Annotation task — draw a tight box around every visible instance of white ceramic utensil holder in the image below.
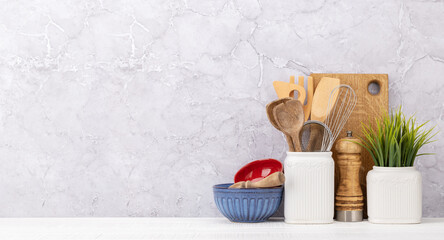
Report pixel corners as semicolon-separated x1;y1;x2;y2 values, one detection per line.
367;166;422;224
284;152;334;224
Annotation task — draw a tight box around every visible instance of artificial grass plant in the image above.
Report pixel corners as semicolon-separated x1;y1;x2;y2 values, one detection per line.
356;107;437;167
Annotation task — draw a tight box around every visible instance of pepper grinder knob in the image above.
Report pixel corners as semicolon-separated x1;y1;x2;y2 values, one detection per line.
335;131;364;222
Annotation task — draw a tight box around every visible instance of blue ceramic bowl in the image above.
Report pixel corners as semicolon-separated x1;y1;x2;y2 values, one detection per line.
213;183;283;223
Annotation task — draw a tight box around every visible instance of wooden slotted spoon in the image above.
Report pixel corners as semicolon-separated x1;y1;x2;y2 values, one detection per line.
273;100;305;152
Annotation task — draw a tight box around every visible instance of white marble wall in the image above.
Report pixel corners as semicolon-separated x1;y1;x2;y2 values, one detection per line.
0;0;443;217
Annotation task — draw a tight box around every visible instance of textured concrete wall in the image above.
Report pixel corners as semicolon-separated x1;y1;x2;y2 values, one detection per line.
0;0;443;217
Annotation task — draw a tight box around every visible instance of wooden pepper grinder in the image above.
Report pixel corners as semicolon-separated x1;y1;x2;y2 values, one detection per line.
335;131;364;222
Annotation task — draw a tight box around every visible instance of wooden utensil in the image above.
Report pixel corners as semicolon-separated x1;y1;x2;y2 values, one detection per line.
296;76;314;122
302;77;314;121
229;172;285;189
311;77;340;122
298;76;304;87
310;73;389;218
273;100;304;152
293;76;313;122
266;98;295;152
335;131;363;222
272;81;306;103
306;77;340;151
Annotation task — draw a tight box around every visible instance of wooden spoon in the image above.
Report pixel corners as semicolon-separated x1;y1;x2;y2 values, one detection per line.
273;100;304;152
266;97;295;151
229;172;285;189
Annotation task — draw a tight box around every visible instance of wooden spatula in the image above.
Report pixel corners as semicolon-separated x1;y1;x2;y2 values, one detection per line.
229;172;285;189
273;100;304;152
311;77;340;122
308;77;340;151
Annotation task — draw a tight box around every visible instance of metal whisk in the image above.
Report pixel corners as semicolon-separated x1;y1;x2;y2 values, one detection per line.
321;84;357;151
299;120;333;152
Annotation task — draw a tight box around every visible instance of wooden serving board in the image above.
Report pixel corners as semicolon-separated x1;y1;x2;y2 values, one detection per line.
310;73;389;217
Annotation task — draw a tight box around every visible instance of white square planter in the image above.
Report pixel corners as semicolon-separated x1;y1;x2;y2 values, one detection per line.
366;166;422;224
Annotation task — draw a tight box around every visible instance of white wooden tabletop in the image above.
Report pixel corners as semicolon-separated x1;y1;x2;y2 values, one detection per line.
0;217;443;240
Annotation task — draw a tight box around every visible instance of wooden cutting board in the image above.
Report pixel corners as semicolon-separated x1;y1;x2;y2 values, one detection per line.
310;73;389;218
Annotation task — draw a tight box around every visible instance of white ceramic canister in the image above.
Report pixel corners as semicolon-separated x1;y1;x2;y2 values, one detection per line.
284;152;334;224
367;166;422;224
